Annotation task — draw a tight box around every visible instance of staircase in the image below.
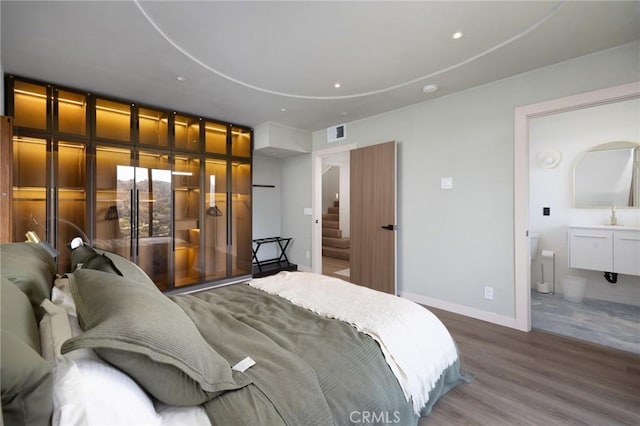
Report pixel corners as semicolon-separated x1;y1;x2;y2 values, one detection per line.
322;201;350;260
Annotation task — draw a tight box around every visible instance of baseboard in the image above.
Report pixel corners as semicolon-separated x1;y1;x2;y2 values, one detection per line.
400;291;520;330
297;264;313;273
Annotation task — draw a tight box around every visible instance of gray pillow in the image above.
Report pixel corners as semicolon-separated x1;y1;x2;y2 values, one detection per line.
1;276;53;426
0;242;56;321
60;269;250;406
71;245;122;275
1;277;40;352
1;332;53;426
100;251;155;288
71;245;155;288
70;244;98;270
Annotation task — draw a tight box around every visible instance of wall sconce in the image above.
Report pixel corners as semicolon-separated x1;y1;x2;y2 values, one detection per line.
537;150;562;168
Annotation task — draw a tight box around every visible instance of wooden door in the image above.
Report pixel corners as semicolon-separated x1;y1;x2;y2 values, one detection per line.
350;141;396;294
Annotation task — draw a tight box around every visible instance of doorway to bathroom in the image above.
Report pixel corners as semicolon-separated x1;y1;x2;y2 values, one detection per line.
515;82;640;354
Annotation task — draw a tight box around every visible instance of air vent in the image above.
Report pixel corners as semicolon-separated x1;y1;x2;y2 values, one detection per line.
327;124;346;143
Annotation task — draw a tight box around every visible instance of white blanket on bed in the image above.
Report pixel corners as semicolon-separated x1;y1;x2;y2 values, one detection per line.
249;271;458;414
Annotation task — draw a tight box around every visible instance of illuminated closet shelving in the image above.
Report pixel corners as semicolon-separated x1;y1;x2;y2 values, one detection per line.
5;75;253;292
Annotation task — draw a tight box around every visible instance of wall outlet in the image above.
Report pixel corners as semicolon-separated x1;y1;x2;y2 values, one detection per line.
484;286;494;300
305;251;310;260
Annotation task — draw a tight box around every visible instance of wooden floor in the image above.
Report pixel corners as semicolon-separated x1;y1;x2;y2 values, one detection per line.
422;307;640;426
322;256;350;280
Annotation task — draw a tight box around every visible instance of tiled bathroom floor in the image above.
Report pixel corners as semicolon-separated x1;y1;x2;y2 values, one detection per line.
531;291;640;354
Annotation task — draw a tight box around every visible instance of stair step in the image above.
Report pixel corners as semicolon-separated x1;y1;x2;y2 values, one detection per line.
323;228;342;238
328;206;339;214
333;200;340;207
323;213;339;221
322;237;350;249
323;220;339;229
322;246;350;261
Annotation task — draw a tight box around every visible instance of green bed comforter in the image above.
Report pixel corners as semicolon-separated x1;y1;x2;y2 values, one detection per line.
170;284;462;425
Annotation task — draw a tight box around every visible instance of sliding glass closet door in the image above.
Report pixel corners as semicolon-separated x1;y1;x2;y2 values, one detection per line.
230;160;252;277
174;155;201;287
202;160;252;281
12;136;49;244
230;126;252;277
136;151;172;290
94;146;172;289
55;141;87;272
203;158;228;281
95;145;133;257
12;136;88;273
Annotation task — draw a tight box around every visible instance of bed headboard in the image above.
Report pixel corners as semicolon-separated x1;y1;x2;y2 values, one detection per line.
1;243;57;426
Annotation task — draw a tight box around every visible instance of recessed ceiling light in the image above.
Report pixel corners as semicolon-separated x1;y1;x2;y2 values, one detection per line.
176;76;186;81
280;108;287;112
339;111;349;116
452;31;463;40
422;84;438;94
334;83;341;89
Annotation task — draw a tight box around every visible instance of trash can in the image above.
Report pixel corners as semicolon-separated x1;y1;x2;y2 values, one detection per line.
562;276;587;303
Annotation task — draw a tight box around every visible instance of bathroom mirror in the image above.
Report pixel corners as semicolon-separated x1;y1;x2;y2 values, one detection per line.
573;141;640;208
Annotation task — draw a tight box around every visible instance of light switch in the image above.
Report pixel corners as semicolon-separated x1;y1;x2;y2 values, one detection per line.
303;207;312;215
440;177;453;190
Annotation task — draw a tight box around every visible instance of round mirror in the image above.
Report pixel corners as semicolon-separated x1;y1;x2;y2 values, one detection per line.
573;141;640;208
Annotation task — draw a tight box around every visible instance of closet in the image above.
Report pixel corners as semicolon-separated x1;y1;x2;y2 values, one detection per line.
5;75;253;292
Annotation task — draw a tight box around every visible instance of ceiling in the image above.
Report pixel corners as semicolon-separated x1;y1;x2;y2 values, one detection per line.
1;1;639;133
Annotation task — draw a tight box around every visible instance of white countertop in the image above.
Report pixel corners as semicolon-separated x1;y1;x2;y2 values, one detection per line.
569;224;640;231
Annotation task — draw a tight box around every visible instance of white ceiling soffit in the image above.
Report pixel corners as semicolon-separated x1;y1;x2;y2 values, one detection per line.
1;1;639;132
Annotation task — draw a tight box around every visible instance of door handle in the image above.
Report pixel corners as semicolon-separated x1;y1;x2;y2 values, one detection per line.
381;224;396;230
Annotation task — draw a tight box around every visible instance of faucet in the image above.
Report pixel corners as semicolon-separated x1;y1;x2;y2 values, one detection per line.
610;205;617;226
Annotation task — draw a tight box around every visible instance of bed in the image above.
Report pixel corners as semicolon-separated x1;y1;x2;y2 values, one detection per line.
1;241;469;426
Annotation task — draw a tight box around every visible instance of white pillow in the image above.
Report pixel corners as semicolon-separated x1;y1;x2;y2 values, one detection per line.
52;277;77;317
52;357;89;426
155;402;211;426
53;353;164;426
51;351;162;426
53;354;210;426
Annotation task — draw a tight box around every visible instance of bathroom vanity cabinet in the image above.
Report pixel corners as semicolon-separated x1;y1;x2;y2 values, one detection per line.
568;225;640;276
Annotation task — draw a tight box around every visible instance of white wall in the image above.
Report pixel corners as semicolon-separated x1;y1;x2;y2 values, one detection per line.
530;98;640;306
252;155;283;262
322;166;339;214
253;121;311;155
276;41;639;321
281;154;313;269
